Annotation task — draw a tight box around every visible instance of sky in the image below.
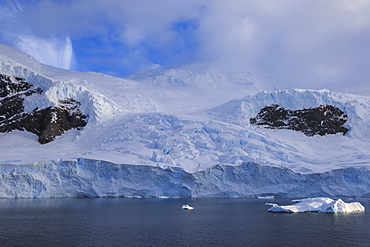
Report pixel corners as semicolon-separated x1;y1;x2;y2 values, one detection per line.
1;0;370;89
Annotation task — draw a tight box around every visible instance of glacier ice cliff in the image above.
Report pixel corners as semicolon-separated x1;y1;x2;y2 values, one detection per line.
0;158;369;199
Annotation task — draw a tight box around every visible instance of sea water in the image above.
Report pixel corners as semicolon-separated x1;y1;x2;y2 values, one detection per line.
0;198;369;246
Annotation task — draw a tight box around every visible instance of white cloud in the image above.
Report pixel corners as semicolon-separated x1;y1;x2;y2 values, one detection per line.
1;0;370;89
14;35;73;70
193;0;370;89
0;0;74;69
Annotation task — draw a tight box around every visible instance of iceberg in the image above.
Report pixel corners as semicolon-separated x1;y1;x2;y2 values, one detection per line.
268;197;365;213
181;205;194;210
258;196;274;200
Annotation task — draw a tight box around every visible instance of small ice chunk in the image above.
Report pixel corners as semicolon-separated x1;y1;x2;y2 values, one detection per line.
258;196;275;200
181;204;194;210
265;202;278;207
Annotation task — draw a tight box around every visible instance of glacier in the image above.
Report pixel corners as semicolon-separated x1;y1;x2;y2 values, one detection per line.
0;43;370;198
0;158;370;199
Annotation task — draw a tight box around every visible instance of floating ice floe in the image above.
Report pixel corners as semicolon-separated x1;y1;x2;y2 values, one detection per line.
265;202;278;207
268;197;365;213
181;204;194;210
258;196;275;200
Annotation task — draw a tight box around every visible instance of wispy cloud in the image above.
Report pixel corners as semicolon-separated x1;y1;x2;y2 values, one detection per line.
0;0;73;69
14;35;73;69
0;0;370;90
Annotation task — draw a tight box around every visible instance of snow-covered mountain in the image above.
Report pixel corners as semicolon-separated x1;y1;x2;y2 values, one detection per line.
0;43;370;198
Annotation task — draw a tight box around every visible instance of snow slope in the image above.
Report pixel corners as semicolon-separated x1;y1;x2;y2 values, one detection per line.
0;43;370;198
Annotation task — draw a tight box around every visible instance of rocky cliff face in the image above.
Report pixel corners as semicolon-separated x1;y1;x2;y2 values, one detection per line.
0;74;87;143
250;104;348;136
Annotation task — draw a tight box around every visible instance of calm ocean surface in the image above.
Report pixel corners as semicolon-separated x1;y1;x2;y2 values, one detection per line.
0;198;369;247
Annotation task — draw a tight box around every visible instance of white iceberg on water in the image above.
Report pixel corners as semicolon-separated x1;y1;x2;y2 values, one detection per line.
258;196;275;200
265;202;278;207
181;205;194;210
268;197;365;213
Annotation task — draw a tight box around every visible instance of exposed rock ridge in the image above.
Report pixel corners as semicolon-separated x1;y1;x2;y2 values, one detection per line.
0;74;87;143
250;104;348;136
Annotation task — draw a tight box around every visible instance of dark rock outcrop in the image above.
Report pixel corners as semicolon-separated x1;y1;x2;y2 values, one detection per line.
250;104;348;136
0;74;87;144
